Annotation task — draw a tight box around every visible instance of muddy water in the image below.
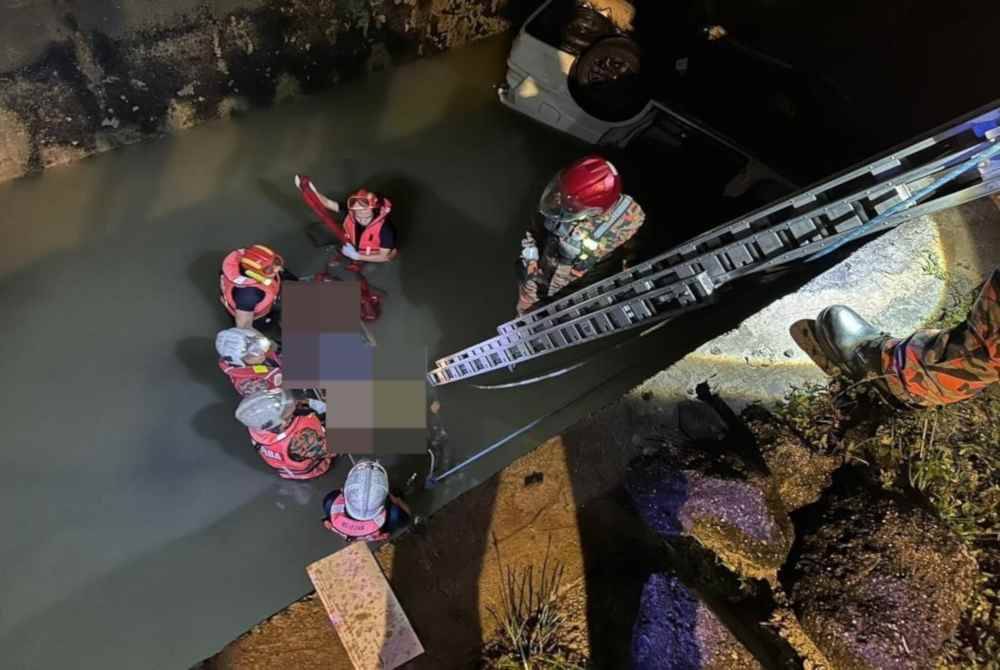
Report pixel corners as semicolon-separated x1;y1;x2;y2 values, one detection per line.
0;34;791;669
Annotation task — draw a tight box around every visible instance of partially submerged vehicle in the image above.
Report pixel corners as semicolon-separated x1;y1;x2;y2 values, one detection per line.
497;0;844;183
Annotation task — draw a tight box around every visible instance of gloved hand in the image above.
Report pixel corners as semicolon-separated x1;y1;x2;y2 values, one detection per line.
520;232;539;263
307;398;327;415
572;254;596;274
705;24;727;41
295;174;340;212
341;243;362;261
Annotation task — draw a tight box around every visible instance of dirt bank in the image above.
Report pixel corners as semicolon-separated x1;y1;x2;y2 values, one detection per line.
202;394;802;669
201;410;661;668
203;376;999;669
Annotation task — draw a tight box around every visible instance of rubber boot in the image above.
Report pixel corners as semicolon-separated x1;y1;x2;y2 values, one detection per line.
814;305;888;382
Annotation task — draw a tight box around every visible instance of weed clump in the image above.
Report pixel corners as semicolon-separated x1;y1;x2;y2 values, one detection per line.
850;391;1000;668
750;376;1000;667
482;537;586;670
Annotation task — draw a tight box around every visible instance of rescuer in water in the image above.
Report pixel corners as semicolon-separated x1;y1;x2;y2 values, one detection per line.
219;244;298;331
235;388;333;480
294;176;398;267
517;155;646;315
322;460;412;543
215;327;283;396
808;268;1000;408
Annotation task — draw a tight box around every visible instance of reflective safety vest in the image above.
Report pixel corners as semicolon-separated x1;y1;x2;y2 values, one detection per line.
547;195;637;264
219;249;281;318
325;492;389;542
248;412;332;480
343;197;393;255
218;350;283;396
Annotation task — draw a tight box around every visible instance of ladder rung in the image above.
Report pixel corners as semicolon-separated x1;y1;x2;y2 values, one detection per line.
834;216;864;233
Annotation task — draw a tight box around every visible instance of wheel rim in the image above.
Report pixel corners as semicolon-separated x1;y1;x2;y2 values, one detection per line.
586;56;636;83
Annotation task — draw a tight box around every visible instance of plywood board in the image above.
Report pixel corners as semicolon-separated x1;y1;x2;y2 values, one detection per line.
307;543;423;670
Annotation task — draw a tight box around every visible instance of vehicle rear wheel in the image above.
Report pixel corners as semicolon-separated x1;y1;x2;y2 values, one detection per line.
570;36;648;123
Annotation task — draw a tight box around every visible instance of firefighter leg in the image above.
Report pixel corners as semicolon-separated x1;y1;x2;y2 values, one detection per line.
546;262;583;297
517;277;542;315
516;259;547;315
254;310;282;347
881;268;1000;406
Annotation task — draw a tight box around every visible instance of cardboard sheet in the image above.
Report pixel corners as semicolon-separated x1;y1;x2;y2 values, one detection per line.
307;543;423;670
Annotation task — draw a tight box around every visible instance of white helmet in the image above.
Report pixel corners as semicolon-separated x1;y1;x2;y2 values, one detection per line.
216;328;272;365
235;389;296;431
344;460;390;521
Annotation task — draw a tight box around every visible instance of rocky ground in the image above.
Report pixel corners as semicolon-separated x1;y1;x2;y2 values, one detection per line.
201;354;999;670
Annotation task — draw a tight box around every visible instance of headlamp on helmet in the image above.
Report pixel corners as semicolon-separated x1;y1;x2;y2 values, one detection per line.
344;460;390;521
538;156;622;225
216;328;272;365
239;244;283;284
235;389;296;431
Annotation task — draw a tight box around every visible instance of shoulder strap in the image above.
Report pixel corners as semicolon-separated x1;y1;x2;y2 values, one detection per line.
591;195;635;241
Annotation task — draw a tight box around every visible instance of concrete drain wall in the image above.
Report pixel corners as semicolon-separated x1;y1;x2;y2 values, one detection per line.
0;0;520;183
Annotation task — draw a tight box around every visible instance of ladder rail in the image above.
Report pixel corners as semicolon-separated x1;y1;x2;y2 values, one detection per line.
497;104;1000;336
429;102;1000;386
428;283;716;385
429;174;1000;386
731;175;1000;280
489;139;993;345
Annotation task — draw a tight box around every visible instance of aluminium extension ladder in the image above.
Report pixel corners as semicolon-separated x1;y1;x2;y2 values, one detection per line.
428;103;1000;386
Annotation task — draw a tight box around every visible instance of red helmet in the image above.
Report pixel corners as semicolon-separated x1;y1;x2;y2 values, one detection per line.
239;244;283;279
347;189;378;211
539;156;622;223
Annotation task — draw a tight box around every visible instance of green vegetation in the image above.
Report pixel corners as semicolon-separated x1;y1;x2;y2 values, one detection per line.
482;537;585;670
922;249;950;281
852;393;1000;668
761;375;1000;667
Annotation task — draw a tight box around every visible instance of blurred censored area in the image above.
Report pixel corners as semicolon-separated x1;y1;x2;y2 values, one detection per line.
281;282;425;454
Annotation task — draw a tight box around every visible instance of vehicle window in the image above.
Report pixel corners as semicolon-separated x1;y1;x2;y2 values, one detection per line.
524;0;577;49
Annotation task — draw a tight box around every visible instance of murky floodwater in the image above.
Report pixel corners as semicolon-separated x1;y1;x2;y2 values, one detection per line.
0;34;796;669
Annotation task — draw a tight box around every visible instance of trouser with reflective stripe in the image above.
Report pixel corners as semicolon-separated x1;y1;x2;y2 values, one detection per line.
881;268;1000;406
515;250;585;315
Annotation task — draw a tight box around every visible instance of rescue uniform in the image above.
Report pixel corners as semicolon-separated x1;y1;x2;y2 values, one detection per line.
324;199;397;278
219;350;283;396
247;407;333;480
342;200;396;256
879;268;1000;407
219;248;298;331
518;196;645;313
322;489;410;542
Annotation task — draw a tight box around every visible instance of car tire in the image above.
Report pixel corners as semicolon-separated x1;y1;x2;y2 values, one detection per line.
560;6;615;56
570;36;648;123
